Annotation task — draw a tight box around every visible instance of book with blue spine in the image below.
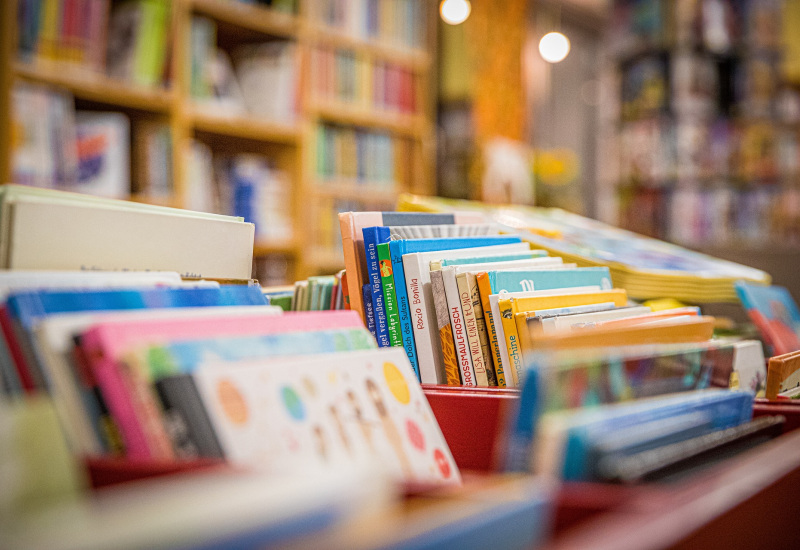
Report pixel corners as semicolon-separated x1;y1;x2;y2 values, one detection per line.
362;283;376;338
7;286;269;331
389;236;523;379
363;226;392;347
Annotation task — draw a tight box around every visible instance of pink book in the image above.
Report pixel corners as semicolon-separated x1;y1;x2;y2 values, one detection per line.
81;310;365;460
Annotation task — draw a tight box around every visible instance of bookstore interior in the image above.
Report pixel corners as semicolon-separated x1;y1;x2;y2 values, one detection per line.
4;0;800;548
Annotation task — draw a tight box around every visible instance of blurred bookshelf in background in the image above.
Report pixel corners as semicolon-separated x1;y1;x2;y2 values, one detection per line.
0;0;436;285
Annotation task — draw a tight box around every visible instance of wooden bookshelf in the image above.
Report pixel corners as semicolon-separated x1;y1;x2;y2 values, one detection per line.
0;0;436;284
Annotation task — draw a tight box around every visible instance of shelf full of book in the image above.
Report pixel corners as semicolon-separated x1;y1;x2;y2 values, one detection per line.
0;0;437;284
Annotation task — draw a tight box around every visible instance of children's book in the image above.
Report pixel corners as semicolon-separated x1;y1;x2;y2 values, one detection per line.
377;242;402;346
31;306;282;455
193;347;461;485
735;281;800;356
394;240;528;383
338;211;487;321
362;226;391;346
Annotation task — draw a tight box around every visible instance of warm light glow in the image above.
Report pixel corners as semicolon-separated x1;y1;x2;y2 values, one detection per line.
440;0;471;25
539;32;570;63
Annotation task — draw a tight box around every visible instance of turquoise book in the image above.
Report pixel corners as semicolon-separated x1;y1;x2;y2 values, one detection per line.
487;266;613;294
439;250;548;267
389;235;523;378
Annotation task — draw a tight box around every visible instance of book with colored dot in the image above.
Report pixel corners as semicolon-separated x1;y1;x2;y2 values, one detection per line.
191;347;461;485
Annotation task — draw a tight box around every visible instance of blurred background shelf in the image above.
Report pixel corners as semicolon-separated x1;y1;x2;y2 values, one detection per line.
14;62;174;113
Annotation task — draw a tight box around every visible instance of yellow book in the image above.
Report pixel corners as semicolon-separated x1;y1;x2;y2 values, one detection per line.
477;272;506;386
530;316;716;350
498;289;628;385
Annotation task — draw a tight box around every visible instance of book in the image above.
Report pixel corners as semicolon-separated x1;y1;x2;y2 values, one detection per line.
338;211;486;323
363;226;391;346
735;281;800;356
766;350;800;399
362;283;376;338
498;289;629;386
391;237;523;382
193;347;461;485
398;194;772;303
106;0;170;87
517;389;754;479
32;305;282;455
0;184;255;279
75;111;130;199
377;242;402;346
459;272;496;387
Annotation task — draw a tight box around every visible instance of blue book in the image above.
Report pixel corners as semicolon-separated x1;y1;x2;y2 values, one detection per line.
560;390;753;481
363;226;392;347
5;286;267;391
362;283;376;339
487;267;613;294
389;236;523;378
439;251;548;267
7;286;268;330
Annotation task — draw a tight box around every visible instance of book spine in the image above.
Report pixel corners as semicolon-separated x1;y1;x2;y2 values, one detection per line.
431;269;460;385
338;213;365;322
498;297;523;387
457;272;489;387
363;226;391;347
377;242;402;346
389;241;420;379
155;374;225;459
477;273;507;387
341;270;351;310
362;283;376;338
443;267;475;387
468;272;497;386
515;312;533;373
403;252;443;384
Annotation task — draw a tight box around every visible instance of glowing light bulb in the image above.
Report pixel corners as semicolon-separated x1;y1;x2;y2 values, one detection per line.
539;32;570;63
440;0;471;25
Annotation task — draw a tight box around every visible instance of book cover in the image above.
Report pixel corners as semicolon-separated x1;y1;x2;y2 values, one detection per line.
735;281;800;356
193;347;461;485
3;195;255;279
377;242;402;346
363;226;391;346
362;283;376;338
441;265;475;387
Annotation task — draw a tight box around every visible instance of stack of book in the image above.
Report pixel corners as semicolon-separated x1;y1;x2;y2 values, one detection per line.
398;194;771;303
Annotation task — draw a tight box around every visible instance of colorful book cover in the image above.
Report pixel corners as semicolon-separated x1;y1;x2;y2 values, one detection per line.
467;272;497;386
363;226;391;347
476;273;506;387
193;347;461;485
735;281;800;356
487;267;613;295
378;242;402;346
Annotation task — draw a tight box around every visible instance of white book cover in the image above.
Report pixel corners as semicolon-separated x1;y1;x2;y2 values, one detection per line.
4;198;255;279
545;306;652;332
401;243;529;384
489;285;602;386
193;347;461;485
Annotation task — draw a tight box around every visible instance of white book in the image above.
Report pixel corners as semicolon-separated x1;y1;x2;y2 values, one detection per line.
489;285;602;386
193;347;461;485
544;306;652;332
3;197;255;279
33;306;282;455
400;243;530;384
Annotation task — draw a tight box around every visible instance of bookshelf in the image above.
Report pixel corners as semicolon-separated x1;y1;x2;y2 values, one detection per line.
0;0;437;283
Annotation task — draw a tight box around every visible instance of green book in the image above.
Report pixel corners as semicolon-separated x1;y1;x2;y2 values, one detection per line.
378;242;402;346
